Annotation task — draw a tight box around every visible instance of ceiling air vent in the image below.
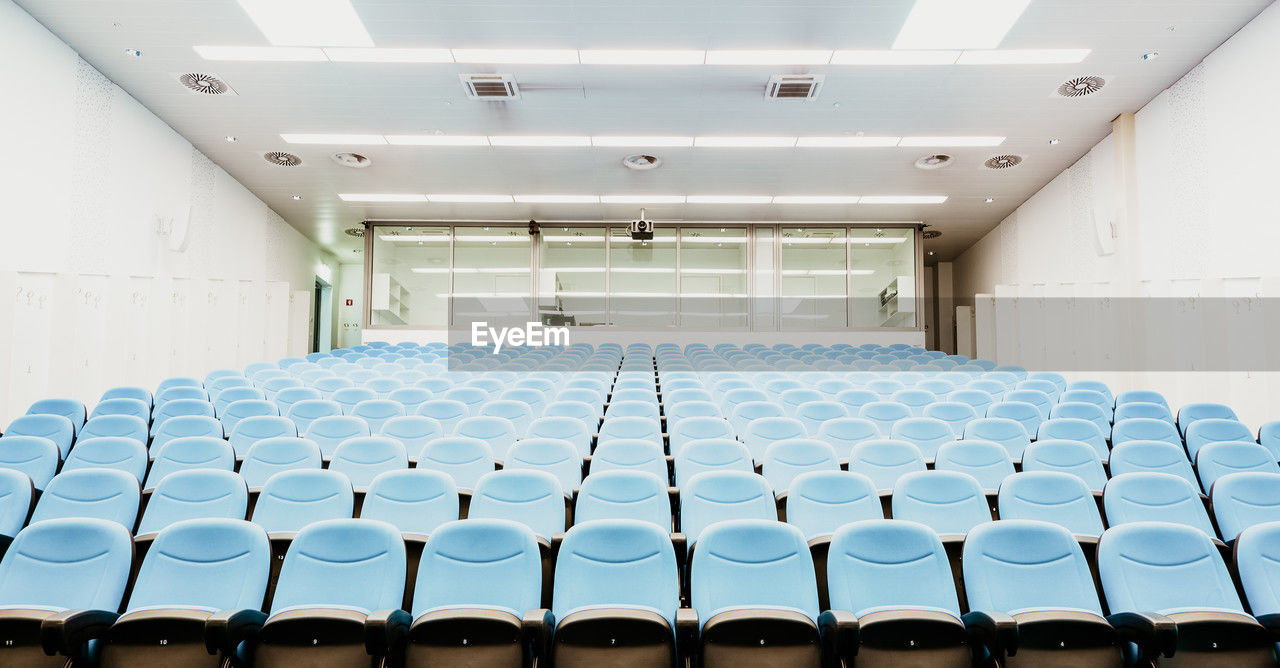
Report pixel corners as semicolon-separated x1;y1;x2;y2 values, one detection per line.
264;151;302;167
984;154;1024;170
1056;75;1106;98
923;229;942;239
915;154;953;170
331;152;371;169
460;74;520;100
766;74;825;101
344;227;365;238
175;72;235;95
622;154;662;170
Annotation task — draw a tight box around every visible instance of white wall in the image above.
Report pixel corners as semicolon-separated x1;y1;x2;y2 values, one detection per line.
953;0;1280;428
0;0;338;425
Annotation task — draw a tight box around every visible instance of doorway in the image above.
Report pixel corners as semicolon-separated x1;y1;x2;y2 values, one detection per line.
312;277;333;353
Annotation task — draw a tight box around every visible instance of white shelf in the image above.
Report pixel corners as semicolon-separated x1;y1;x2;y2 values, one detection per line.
372;272;410;325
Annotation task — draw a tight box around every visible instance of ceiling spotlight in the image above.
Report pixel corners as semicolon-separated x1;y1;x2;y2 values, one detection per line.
1141;51;1160;61
224;136;237;143
1048;138;1062;145
928;251;935;256
985;198;995;203
291;195;303;200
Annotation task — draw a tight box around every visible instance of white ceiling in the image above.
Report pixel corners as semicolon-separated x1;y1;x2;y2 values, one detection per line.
15;0;1271;260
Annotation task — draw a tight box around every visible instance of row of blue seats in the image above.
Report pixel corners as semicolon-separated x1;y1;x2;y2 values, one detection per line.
8;514;1280;666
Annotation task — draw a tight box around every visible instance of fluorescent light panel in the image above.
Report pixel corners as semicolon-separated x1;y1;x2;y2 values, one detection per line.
957;49;1091;64
705;50;832;65
452;49;579;64
281;133;386;145
893;0;1032;50
386;135;490;146
694;136;797;148
591;136;694;147
193;46;328;61
344;194;945;205
772;196;862;204
831;50;960;65
513;195;600;203
686;195;774;204
600;195;687;204
324;48;453;62
488;136;592;147
426;194;514;203
798;136;901;147
236;0;372;47
579;49;705;64
339;193;426;202
860;195;949;204
899;136;1005;147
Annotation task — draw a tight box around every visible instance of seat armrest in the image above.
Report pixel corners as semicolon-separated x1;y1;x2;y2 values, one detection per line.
1256;613;1280;641
1107;612;1177;659
522;608;554;664
962;610;1018;657
818;610;859;660
205;608;268;656
364;608;411;657
676;607;698;662
40;609;119;657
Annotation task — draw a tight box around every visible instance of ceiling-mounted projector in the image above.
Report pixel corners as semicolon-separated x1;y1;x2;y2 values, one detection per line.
629;209;654;240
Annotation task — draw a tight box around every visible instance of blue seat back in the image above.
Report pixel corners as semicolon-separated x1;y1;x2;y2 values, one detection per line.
670;417;735;455
1185;419;1255;458
588;439;668;482
0;469;34;537
3;414;75;458
303;415;371;459
1236;523;1280;616
848;439;926;492
1196;441;1279;495
0;435;60;489
892;470;990;535
691;520;819;626
90;398;150;424
963;417;1030;462
80;414;149;447
816;417;883;454
31;468;140;529
1111;418;1180;448
144;436;234;490
890;417;954;462
330;437;408;489
417;437;495;491
680;471;776;543
1099;522;1242;615
963;520;1103;616
1108;440;1198;487
417;399;470;433
412;519;542;619
228;416;297;458
270;519;406;616
505;438;582;493
997;471;1104;537
137;469;248;535
827;520;961;620
554;519;679;626
674;439;753;489
1210;472;1280;541
128;518;268;612
468;470;565;540
575;471;670;529
1036;418;1108;461
252;469;354;533
785;471;881;540
761;439;838;494
361;469;458;535
62;436;148;481
455;416;519;461
0;518;132;610
1113;402;1174;425
1177;403;1238;437
1103;472;1216;536
27;398;87;434
1021;439;1108;492
151;415;224;453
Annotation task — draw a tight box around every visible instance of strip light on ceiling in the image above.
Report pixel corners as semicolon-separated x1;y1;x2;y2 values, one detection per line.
343;194;948;205
284;133;1002;148
235;0;373;47
893;0;1033;50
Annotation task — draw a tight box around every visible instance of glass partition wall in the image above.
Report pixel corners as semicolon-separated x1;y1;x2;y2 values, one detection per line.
366;223;920;331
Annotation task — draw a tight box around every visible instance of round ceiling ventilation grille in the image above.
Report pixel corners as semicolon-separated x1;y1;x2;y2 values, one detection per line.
914;154;953;170
264;151;302;167
331;152;372;169
922;229;942;239
1057;76;1106;98
984;154;1024;170
622;154;662;170
344;227;365;238
178;73;230;95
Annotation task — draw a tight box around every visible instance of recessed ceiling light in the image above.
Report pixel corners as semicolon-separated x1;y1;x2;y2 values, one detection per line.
772;196;862;204
831;50;960;65
797;136;902;147
194;46;328;61
928;251;935;255
291;195;303;200
235;0;372;47
280;133;387;145
385;135;490;146
513;195;601;203
894;0;1032;50
694;136;797;148
985;198;995;203
488;136;592;147
323;48;454;63
686;195;774;204
579;49;705;65
591;136;694;147
1048;138;1062;145
601;195;686;203
337;193;427;202
899;136;1005;147
1141;51;1160;61
224;136;237;143
957;49;1091;65
451;49;579;64
860;195;949;204
704;50;832;65
424;194;515;203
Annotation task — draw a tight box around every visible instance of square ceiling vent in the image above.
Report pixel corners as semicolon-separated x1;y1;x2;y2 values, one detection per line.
766;74;824;101
460;73;520;100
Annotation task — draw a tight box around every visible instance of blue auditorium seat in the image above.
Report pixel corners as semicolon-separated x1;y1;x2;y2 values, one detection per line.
303;414;371;459
157;386;210;407
848;439;926;492
1108;440;1198;487
1115;389;1168;409
260;377;304;403
669;416;735;455
589;439;668;482
311;376;354;400
665;388;713;406
834;389;880;416
1258;421;1280;461
31;468;140;529
212;386;266;416
218;398;277;434
1022;439;1108;492
1111;417;1181;449
934;439;1015;493
1050;401;1112;439
331;387;377;415
761;439;838;494
890;416;955;462
228;415;297;458
1103;472;1217;537
793;401;847;437
0;469;33;541
858;401;912;438
690;520;820;666
1177;402;1238;437
823;519;969;665
144;436;234;490
741;416;807;463
680;471;776;544
468;470;565;542
240;438;322;489
1195;441;1279;494
150;415;223;454
254;519;406;665
2;413;75;458
157;376;203;395
962;417;1031;462
361;469;458;537
101;386;153;408
417;436;495;491
455;416;519;462
505;438;582;493
574;471;671;529
0;518;133;665
480;399;535;436
962;520;1119;665
1016;379;1061;402
79;414;148;448
1099;522;1270;665
444;387;489;415
1037;417;1109;461
1185;418;1255;458
1236;523;1280;623
250;469;354;534
417;399;470;433
666;400;722;427
329;436;408;490
997;471;1104;538
892;470;990;538
728;400;785;435
784;471;880;540
964;380;1007;401
386;387;431;414
402;519;544;666
947;389;995;417
150;399;215;436
1210;471;1280;541
378;415;443;459
673;439;753;489
922;402;979;438
89;397;150;424
26;398;87;435
135;469;248;536
61;436;147;481
1113;401;1174;425
986;401;1044;439
283;398;341;434
0;435;59;489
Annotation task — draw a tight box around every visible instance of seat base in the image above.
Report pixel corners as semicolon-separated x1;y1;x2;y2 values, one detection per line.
101;609;224;668
700;609;820;668
553;608;674;668
0;609;70;668
406;608;525;668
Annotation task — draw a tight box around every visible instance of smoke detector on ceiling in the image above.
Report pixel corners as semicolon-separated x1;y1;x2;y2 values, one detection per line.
460;74;520;100
331;152;371;169
984;154;1024;170
263;151;302;167
1055;75;1107;98
622;154;662;170
915;154;954;170
174;72;235;96
344;227;365;238
766;74;825;101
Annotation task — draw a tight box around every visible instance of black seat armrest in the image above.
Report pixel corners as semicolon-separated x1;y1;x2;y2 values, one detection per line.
204;608;268;655
522;608;553;663
676;607;698;662
818;610;859;660
962;610;1018;657
364;608;411;657
40;609;119;657
1107;612;1177;659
